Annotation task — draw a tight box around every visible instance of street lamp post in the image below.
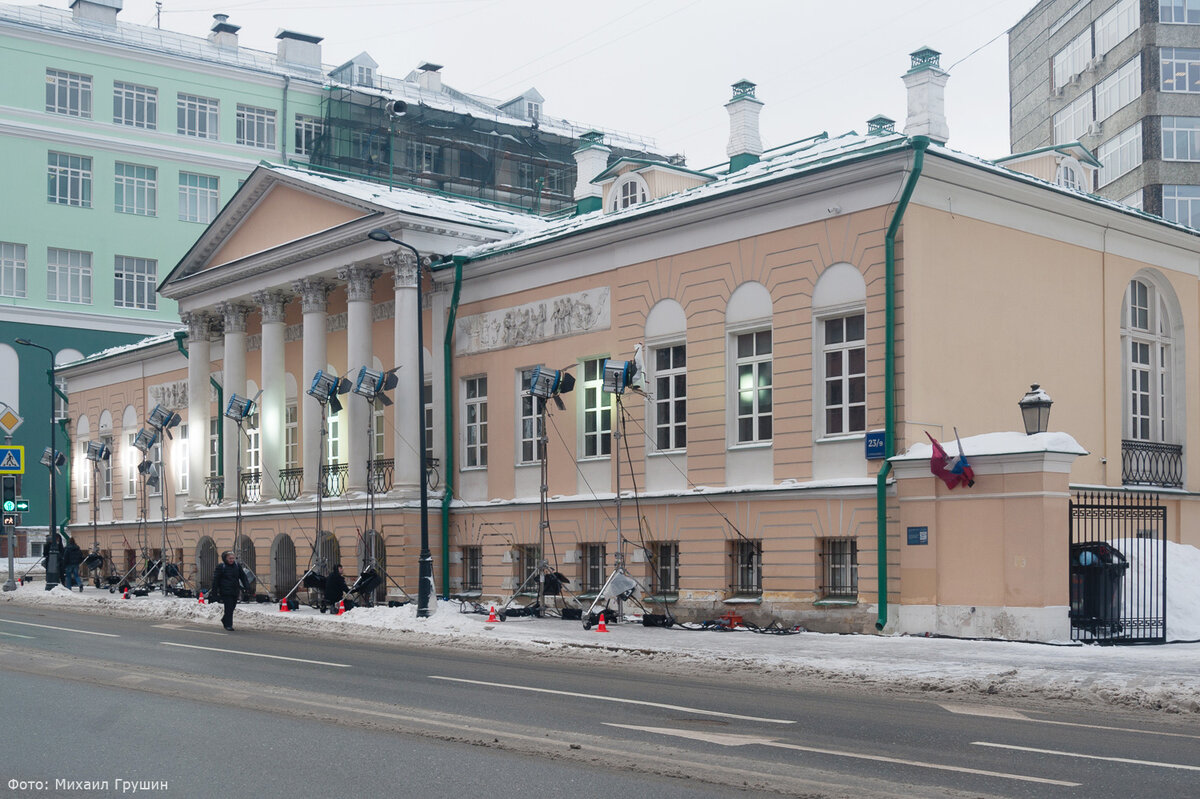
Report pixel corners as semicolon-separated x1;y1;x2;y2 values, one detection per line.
15;338;59;589
367;228;433;617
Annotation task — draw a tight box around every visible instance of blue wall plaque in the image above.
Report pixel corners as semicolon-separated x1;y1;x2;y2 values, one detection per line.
907;526;929;546
865;430;886;460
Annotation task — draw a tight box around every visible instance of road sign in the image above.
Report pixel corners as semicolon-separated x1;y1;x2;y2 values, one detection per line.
0;446;24;475
15;500;28;512
2;513;19;527
0;404;22;436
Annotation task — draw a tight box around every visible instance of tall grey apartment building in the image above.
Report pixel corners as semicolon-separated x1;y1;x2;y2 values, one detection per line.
1011;0;1200;224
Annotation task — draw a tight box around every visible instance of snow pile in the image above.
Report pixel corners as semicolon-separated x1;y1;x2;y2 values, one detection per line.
1114;538;1200;642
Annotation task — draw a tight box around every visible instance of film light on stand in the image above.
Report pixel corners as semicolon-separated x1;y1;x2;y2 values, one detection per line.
85;441;111;462
224;393;257;422
528;365;575;410
41;447;66;468
601;359;637;395
352;366;399;405
147;404;182;437
308;370;348;412
131;428;158;453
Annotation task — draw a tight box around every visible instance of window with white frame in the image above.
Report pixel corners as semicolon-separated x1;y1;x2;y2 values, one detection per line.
610;175;648;211
53;376;68;422
546;167;568;195
78;440;90;502
1052;93;1092;144
653;344;686;451
1097;122;1143;186
463;376;487;468
1161;0;1200;23
113;81;156;129
1161;48;1200;92
326;413;341;463
179;172;219;223
652;541;679;593
1124;278;1176;442
582;543;606;592
125;432;139;498
148;441;163;496
236;103;276;149
1122;189;1144;209
730;539;762;594
581;358;612;457
285;403;299;469
113;256;156;310
177;93;218;138
1095;55;1141;122
518;369;544;464
246;425;261;472
1162;184;1200;227
355;64;374;87
114;162;157;216
1056;158;1087;190
45;69;91;117
734;331;772;444
526;100;541;120
1053;28;1091;90
351;130;386;165
822;314;866;437
208;418;220;477
47;247;91;304
100;434;113;499
1;242;26;299
177;422;189;493
1162;117;1200;161
47;152;91;207
406;141;439;173
1095;0;1138;57
373;405;385;457
820;538;858;598
294;114;323;156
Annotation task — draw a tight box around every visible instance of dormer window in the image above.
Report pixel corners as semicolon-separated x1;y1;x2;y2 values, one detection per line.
1056;156;1087;191
356;65;374;87
526;101;541;120
611;174;649;211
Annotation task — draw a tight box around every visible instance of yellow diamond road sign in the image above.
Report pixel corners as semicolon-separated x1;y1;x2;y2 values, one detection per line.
0;407;21;436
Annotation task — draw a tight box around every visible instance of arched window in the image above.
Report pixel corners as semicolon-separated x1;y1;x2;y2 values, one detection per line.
1122;276;1182;445
1055;157;1086;192
610;173;649;211
726;282;773;445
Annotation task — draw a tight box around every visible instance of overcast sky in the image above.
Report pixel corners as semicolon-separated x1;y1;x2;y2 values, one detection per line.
46;0;1037;168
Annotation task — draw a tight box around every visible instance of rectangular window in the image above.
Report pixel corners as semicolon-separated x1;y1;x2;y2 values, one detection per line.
326;413;341;463
54;376;68;422
46;247;92;304
355;65;374;87
1095;0;1138;57
1162;0;1200;23
177;422;189;493
1052;92;1092;144
735;331;772;443
1130;339;1152;439
462;546;482;591
285;403;299;469
209;418;220;477
373;405;385;457
406;141;439;173
582;543;606;592
546;167;568;195
652;541;679;594
113;81;157;129
148;441;162;496
581;358;612;457
246;426;261;471
1161;47;1200;92
351;130;387;166
653;344;687;451
126;432;138;498
463;376;488;468
518;369;545;464
1162;117;1200;161
236;103;276;149
113;255;157;310
1162;184;1200;227
518;544;540;589
1122;189;1144;210
101;434;113;499
114;162;157;216
177;93;219;139
294;114;323;156
179;172;219;223
0;242;27;299
517;162;536;190
1052;28;1091;90
730;539;762;595
823;314;866;436
78;440;90;502
45;69;91;117
1097;122;1143;186
820;538;859;599
1095;55;1141;122
47;152;92;207
526;100;541;120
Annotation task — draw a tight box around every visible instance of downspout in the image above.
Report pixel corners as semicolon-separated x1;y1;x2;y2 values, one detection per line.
876;135;929;632
175;331;224;479
280;76;290;161
439;255;468;597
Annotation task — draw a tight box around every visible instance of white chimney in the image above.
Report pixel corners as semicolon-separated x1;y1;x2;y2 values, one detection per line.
725;79;763;172
70;0;121;25
902;47;949;143
573;131;611;214
209;14;240;50
276;29;323;70
417;62;444;92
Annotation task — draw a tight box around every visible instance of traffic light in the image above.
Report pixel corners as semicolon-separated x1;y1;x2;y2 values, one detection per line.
2;475;15;513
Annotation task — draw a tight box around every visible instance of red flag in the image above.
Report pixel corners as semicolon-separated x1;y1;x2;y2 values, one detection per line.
926;432;966;489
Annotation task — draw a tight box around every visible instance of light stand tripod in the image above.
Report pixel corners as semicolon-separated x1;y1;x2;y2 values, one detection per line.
225;392;262;600
304;370;349;606
146;405;181;597
84;442;111;587
349;365;401;608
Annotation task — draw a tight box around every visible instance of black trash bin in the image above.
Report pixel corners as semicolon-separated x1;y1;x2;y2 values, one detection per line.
1069;542;1128;635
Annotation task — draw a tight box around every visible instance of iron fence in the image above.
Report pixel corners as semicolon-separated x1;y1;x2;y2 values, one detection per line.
369;458;394;493
279;467;303;501
1121;440;1183;488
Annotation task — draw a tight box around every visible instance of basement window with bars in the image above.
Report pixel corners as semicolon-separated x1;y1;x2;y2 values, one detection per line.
819;538;858;600
729;539;762;595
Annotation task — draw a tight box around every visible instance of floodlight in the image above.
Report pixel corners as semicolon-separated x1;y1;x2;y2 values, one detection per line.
308;370;348;413
601;359;637;395
352;366;399;405
132;428;158;452
138;460;160;490
225;393;257;422
147;404;182;437
85;441;111;462
41;447;66;468
528;366;576;400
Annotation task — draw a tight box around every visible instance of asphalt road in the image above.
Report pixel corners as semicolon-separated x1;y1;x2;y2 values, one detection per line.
1;604;1197;799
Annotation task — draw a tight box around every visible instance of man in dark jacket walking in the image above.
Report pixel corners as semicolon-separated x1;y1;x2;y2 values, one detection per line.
62;539;84;592
212;551;251;631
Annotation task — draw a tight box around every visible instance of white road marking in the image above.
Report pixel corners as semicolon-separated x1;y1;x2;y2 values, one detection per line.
942;703;1200;740
0;631;34;639
0;618;119;637
152;623;227;636
160;642;351;667
609;724;1081;787
940;703;1031;720
430;676;795;724
973;741;1200;771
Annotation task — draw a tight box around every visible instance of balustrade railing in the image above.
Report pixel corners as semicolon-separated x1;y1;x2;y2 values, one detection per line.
1121;440;1183;489
278;467;304;501
368;458;394;494
239;470;261;503
204;476;223;506
321;462;348;497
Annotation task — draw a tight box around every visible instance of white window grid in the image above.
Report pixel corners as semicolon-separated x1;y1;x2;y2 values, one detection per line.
294;114;323;156
1162;117;1200;161
355;65;374;87
373;405;385;457
236;103;276;149
1052;28;1091;90
653;344;687;451
45;69;91;117
177;93;219;139
54;376;68;422
78;441;90;502
114;255;157;310
125;432;138;498
735;330;773;444
1095;55;1141;122
406;141;439;173
1125;280;1172;442
518;369;544;464
179;172;219;223
100;435;113;499
285;403;299;469
113;81;156;129
47;152;92;207
1161;47;1200;93
46;247;91;304
1162;184;1200;227
517;162;537;190
1;242;27;299
148;442;162;496
822;314;866;436
326;413;341;463
114;162;157;216
209;418;220;477
613;177;646;209
246;426;261;472
177;423;189;493
581;358;612;458
1096;0;1138;56
1122;189;1144;210
1161;0;1200;23
1097;122;1143;186
820;538;859;598
1057;159;1086;190
526;101;541;120
546;168;568;195
351;130;387;166
1052;93;1092;144
463;376;488;469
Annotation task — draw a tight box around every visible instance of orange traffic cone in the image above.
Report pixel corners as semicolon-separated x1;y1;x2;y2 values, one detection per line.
486;605;499;622
279;597;289;612
336;599;345;616
596;613;609;633
122;586;129;600
198;591;206;605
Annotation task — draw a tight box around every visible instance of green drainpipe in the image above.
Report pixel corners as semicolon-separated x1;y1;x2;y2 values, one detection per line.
439;255;468;597
876;135;929;632
174;331;224;480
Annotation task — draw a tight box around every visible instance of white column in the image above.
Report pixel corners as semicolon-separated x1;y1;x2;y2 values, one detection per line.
340;265;377;493
183;311;211;509
254;290;288;501
391;250;421;495
294;278;331;497
219;302;249;503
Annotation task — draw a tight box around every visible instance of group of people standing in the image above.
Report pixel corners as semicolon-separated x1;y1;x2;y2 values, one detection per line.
210;554;354;631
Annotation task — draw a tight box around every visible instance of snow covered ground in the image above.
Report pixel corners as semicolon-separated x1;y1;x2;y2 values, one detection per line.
3;563;1199;716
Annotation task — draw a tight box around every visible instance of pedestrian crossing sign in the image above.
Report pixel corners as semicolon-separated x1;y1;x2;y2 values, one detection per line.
0;446;24;474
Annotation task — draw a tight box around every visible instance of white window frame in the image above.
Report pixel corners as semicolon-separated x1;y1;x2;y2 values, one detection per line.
113;81;156;129
1095;55;1141;122
355;64;374;87
1095;0;1138;57
730;539;762;595
1161;0;1200;23
177;422;189;494
652;343;687;452
208;418;220;478
1162;117;1200;161
1161;47;1200;93
246;425;261;472
819;312;866;438
1;242;27;299
373;405;385;458
580;358;612;458
285;403;299;469
178;172;219;224
423;382;434;463
177;93;219;139
113;255;157;310
1097;122;1143;186
1163;184;1200;227
1052;93;1092;145
406;141;439;173
733;330;773;445
517;368;544;465
1122;189;1144;210
45;69;91;118
610;174;649;211
1123;278;1176;443
114;162;157;216
78;440;90;502
46;247;92;305
326;413;341;464
125;432;139;499
47;152;92;207
236;103;276;149
1052;28;1091;90
462;376;488;469
1056;157;1087;190
100;434;113;499
294;114;323;156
